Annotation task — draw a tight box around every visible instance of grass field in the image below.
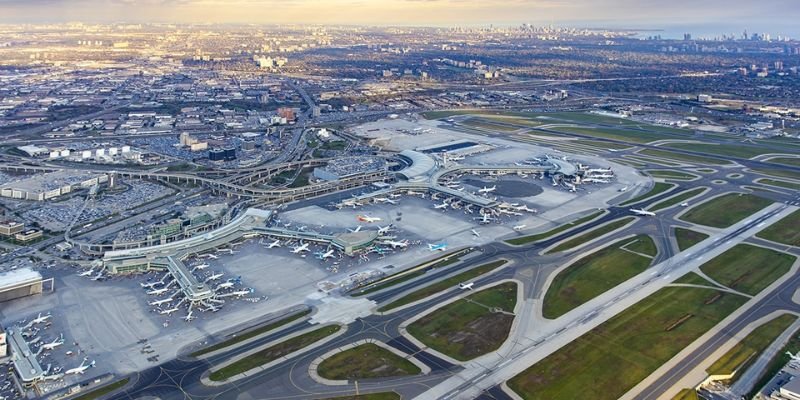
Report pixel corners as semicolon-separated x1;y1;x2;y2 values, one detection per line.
192;310;311;357
699;244;795;295
639;149;730;165
378;260;507;312
766;157;800;167
707;314;797;381
209;325;341;381
507;286;747;400
461;117;520;132
675;228;710;252
680;193;772;228
748;326;800;398
73;378;130;400
672;389;700;400
620;182;676;206
672;272;713;286
543;235;656;319
547;217;635;254
664;143;775;159
321;393;401;400
649;188;706;212
407;282;517;361
317;343;421;380
548;126;673;144
575;140;634;150
756;178;800;190
757;210;800;247
751;168;800;181
646;170;699;180
506;211;603;245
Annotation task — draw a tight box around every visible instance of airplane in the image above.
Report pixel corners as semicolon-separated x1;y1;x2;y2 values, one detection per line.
348;226;363;233
216;282;234;290
471;229;480;237
630;208;656;217
206;254;219;260
64;358;95;375
147;288;168;296
192;263;210;271
357;215;382;223
183;311;195;322
206;272;224;282
478;185;497;194
90;272;104;281
230;288;254;297
513;225;527;231
382;239;409;249
78;269;94;277
315;249;336;260
619;186;629;192
266;239;282;248
680;202;690;207
428;242;448;252
477;214;495;224
30;313;51;325
514;205;537;213
434;202;449;210
140;281;160;289
389;193;402;199
374;197;398;205
41;334;64;350
458;282;474;290
159;307;179;316
377;225;393;235
291;242;310;253
787;352;800;363
149;297;173;306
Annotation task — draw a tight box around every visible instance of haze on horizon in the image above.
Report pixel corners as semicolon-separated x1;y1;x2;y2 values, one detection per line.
1;0;799;37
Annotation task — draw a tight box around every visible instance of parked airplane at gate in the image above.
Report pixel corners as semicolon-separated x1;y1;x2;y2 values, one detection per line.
428;242;448;252
478;185;497;194
64;358;95;375
291;242;310;253
357;215;382;223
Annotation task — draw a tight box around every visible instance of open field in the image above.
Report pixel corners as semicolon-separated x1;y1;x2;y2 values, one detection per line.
321;393;401;400
543;235;656;319
639;149;730;165
192;310;311;357
73;378;130;400
575;140;634;150
707;314;797;382
756;178;800;190
672;389;700;400
766;157;800;168
649;188;706;212
646;170;699;180
751;168;800;181
546;217;635;254
507;286;747;400
672;272;713;286
680;193;772;228
462;117;519;132
757;209;800;247
317;343;421;380
620;182;676;206
547;126;675;144
506;211;603;245
407;282;517;361
699;244;795;296
664;143;776;159
209;325;342;381
748;326;800;398
378;260;507;312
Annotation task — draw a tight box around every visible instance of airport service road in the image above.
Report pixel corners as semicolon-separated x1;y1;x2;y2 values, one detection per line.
413;203;797;400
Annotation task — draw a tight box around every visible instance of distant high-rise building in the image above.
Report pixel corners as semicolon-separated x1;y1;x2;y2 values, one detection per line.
683;33;692;41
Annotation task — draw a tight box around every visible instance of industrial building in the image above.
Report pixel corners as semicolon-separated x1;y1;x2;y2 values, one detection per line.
0;268;49;303
0;170;109;201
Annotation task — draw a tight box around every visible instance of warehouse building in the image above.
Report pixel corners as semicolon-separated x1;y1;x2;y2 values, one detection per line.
0;170;109;201
0;268;52;303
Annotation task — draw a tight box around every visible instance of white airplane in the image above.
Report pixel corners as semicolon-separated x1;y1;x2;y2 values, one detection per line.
680;202;690;207
206;272;224;282
357;215;382;223
348;226;363;233
471;229;480;237
477;214;495;224
458;282;474;290
316;249;336;260
230;288;254;297
216;282;234;290
630;208;656;217
291;242;310;253
428;242;448;252
41;334;64;350
30;313;51;325
513;224;527;231
389;193;402;199
140;281;160;289
147;288;169;296
90;272;104;281
377;225;393;235
193;264;210;271
787;352;800;363
159;307;179;316
64;358;95;375
434;202;449;210
206;254;219;260
374;197;398;205
619;186;628;192
478;185;497;194
78;269;94;277
383;239;409;249
514;205;537;213
266;239;282;248
183;311;195;322
149;297;173;306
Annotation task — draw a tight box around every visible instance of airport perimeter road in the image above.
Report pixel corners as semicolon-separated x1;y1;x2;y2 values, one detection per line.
413;204;797;400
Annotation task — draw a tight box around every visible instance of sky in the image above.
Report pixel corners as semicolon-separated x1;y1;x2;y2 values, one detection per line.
1;0;798;37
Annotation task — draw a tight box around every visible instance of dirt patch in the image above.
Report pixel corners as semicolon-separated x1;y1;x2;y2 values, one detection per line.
446;313;514;359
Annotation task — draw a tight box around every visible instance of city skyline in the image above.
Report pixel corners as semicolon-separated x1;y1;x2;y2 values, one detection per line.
1;0;799;37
